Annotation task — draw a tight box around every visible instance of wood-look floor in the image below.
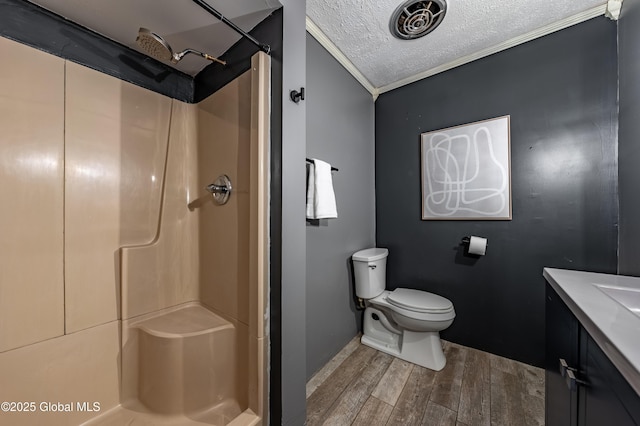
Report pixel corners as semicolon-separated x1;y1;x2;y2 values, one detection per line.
306;336;545;426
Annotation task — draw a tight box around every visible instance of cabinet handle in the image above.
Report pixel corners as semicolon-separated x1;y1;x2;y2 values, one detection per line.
565;369;588;391
559;358;587;391
565;369;578;391
559;358;576;378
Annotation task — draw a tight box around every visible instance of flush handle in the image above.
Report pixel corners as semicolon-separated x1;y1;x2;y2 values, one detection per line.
369;265;376;269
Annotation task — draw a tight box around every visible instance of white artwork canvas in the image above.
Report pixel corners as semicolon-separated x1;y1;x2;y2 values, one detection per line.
421;115;512;220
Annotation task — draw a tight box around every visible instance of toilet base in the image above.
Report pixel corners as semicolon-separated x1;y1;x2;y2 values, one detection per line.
362;307;447;371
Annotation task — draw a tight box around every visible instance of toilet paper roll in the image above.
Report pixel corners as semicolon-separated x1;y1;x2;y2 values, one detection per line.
468;236;487;256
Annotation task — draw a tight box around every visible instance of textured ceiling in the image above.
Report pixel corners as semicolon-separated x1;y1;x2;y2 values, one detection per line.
307;0;609;91
28;0;280;75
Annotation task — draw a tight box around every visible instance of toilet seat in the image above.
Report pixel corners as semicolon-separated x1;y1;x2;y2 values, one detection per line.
387;288;453;314
370;290;456;323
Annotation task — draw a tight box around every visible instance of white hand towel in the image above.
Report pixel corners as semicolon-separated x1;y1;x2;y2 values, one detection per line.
306;159;338;219
306;161;316;219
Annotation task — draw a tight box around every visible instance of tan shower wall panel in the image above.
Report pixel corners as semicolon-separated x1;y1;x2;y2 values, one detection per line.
120;101;200;319
248;335;268;421
0;321;120;425
65;62;171;332
198;72;252;325
249;53;271;342
248;52;270;422
0;37;64;352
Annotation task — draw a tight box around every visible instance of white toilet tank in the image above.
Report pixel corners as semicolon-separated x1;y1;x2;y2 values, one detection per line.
352;248;388;299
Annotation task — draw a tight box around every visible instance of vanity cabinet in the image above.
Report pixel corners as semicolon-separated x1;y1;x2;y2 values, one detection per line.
545;282;640;426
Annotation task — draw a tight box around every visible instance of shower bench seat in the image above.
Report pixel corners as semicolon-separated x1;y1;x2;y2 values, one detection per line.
83;302;259;426
134;304;239;416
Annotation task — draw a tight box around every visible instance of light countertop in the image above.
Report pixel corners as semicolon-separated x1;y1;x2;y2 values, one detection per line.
543;268;640;396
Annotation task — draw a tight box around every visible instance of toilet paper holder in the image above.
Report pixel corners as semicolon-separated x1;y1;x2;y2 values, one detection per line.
461;236;488;247
462;236;489;247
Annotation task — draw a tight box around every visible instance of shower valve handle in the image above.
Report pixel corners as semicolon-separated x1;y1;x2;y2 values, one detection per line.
206;183;229;194
206;175;232;205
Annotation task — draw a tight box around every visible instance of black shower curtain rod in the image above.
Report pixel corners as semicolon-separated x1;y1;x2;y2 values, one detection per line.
190;0;271;55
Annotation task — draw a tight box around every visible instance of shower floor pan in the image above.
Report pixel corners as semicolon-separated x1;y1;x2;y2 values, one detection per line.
84;303;258;426
81;404;259;426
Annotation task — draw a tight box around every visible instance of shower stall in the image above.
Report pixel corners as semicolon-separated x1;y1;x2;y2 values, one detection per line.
96;53;271;425
0;26;271;426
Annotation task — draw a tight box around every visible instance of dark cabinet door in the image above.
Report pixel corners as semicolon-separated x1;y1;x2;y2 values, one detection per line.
545;283;580;426
580;331;640;426
546;281;640;426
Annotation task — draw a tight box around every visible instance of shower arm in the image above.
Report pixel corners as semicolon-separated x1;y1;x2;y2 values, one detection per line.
190;0;271;55
174;48;226;65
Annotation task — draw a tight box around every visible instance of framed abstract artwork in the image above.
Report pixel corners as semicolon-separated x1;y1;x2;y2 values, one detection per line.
421;115;512;220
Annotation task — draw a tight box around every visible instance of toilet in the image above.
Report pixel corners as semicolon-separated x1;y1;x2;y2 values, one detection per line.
352;247;455;371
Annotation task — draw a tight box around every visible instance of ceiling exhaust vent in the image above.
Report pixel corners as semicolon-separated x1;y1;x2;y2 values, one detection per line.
390;0;447;40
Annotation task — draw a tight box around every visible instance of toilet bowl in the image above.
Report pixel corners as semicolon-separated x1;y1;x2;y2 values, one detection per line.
352;248;455;371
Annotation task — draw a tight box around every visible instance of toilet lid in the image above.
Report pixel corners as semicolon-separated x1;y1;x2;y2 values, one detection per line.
352;248;388;262
387;288;453;313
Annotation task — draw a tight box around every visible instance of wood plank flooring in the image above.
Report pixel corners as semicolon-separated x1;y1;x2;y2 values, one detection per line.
306;337;545;426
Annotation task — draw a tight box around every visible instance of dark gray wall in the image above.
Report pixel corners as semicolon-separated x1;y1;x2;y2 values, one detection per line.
618;0;640;276
375;17;618;367
263;10;284;426
278;0;308;424
305;35;376;379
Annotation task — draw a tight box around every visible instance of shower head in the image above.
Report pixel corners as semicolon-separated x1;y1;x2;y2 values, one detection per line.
136;28;174;62
136;28;226;66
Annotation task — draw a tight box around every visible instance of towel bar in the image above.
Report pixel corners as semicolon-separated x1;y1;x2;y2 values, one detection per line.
306;158;338;171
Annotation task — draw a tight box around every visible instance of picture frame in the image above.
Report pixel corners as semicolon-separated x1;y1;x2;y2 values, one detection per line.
421;115;512;220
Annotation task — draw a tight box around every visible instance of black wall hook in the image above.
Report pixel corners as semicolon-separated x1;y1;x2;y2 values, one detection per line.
290;87;305;103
